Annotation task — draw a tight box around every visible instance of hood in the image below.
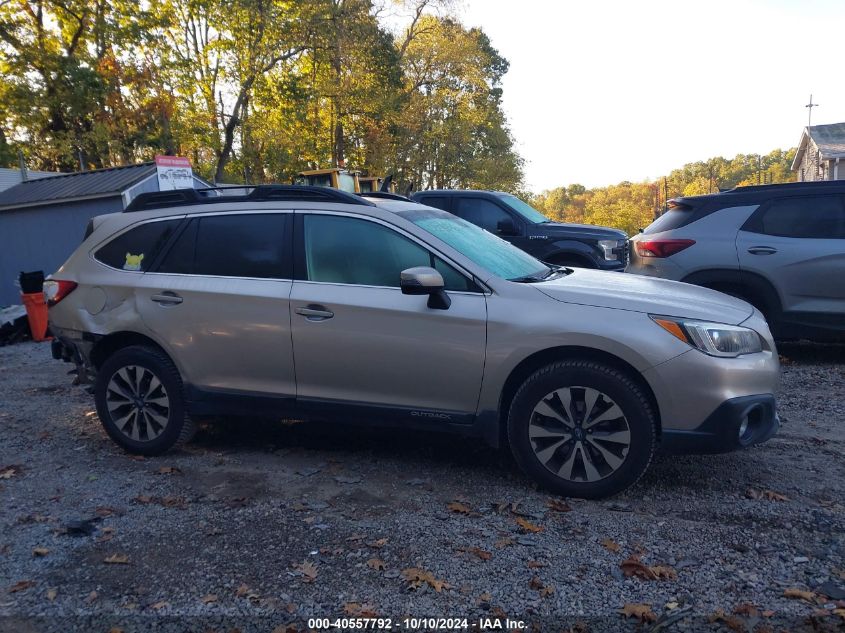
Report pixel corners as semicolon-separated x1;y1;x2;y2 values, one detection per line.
540;222;627;240
534;269;754;324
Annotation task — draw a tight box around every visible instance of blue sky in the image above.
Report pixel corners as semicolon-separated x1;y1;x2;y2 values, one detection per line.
459;0;845;191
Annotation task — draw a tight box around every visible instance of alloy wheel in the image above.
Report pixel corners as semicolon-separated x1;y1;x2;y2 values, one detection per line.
529;386;631;482
105;365;171;442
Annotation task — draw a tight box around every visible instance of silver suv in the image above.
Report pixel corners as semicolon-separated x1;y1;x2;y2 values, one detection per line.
47;186;780;498
627;181;845;341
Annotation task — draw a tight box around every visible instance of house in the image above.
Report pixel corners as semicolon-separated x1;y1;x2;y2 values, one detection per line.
791;122;845;181
0;161;210;306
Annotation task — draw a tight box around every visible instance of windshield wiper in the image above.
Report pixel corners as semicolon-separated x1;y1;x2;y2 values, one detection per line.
509;267;556;283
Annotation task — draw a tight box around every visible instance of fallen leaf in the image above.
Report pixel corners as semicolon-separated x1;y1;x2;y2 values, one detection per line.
8;580;36;593
494;537;514;549
620;555;677;581
85;590;98;604
528;576;555;597
156;466;182;475
108;628;124;633
200;593;217;604
344;602;378;617
708;609;745;630
46;588;57;601
133;495;152;504
160;496;187;509
464;547;492;561
527;560;545;569
32;547;49;557
401;568;451;592
367;537;388;549
150;601;169;610
545;498;572;512
447;501;472;514
601;538;621;553
620;603;656;623
477;592;493;604
783;587;816;602
733;603;760;617
294;561;318;583
103;554;130;565
0;465;23;479
95;506;118;517
367;558;386;571
746;488;789;501
515;517;544;533
650;564;678;580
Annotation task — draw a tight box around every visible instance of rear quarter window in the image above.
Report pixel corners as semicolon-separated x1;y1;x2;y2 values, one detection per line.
643;208;694;234
94;219;180;271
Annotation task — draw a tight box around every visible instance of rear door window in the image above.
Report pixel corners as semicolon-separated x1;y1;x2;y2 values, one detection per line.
95;219;181;271
156;213;289;278
746;196;845;238
417;196;450;212
452;198;514;233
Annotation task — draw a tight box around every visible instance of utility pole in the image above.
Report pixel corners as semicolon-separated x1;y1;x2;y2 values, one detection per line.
805;94;819;129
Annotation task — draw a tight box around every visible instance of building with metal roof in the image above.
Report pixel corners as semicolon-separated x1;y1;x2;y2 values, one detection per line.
792;122;845;182
0;162;210;306
0;167;58;192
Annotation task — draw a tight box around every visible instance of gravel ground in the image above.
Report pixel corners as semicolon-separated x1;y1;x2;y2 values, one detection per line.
0;341;843;633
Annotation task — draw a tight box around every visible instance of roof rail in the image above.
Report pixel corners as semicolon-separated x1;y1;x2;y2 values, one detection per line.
357;191;410;201
724;180;845;194
124;185;376;212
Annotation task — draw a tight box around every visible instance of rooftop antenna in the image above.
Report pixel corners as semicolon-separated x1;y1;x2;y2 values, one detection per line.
805;94;819;129
17;149;28;181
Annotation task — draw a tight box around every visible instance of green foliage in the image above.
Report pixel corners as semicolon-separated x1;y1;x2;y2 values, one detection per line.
532;149;797;235
0;0;523;189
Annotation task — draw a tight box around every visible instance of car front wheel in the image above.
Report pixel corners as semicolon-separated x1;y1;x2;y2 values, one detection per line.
507;360;656;499
94;345;195;455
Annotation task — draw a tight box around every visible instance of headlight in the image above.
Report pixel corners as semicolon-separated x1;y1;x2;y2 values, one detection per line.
650;316;763;357
598;239;622;260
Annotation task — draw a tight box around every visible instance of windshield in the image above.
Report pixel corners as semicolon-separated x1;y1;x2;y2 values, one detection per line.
398;208;550;281
497;193;550;224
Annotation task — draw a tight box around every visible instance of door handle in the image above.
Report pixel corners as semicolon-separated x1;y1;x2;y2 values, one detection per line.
747;246;777;255
150;292;183;305
295;305;334;320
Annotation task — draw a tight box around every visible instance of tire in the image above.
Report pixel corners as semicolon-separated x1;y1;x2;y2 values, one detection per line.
507;360;656;499
94;345;195;455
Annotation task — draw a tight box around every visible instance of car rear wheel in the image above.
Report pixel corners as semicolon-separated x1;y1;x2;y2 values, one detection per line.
507;360;656;499
94;345;195;455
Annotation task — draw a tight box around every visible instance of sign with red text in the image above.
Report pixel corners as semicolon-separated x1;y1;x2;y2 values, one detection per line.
155;155;193;191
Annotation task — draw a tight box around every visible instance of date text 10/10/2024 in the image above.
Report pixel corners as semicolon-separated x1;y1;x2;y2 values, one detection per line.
308;617;527;630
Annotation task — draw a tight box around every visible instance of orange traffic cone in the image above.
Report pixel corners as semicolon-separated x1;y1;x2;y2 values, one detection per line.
21;292;49;342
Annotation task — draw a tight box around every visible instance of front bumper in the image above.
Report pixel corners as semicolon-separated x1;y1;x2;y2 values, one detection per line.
660;394;779;454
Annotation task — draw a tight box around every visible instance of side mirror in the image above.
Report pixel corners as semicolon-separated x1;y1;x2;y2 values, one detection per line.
497;218;518;236
400;266;451;310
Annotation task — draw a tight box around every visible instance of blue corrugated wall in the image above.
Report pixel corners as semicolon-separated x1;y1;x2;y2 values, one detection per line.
0;197;121;306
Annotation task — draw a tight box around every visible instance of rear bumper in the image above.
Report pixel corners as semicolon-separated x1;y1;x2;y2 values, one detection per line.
660;394;778;454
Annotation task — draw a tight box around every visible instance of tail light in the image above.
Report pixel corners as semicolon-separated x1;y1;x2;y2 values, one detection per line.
43;279;78;306
635;239;695;258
